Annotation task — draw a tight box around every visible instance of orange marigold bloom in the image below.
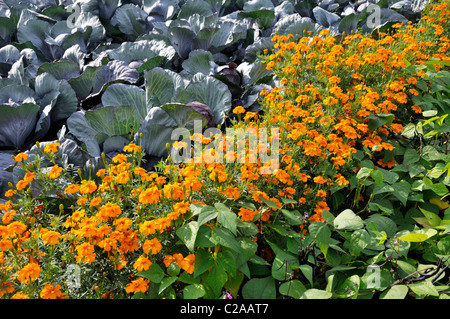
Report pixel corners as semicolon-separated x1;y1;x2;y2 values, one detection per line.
180;254;195;274
114;217;132;232
139;220;156;236
17;262;41;284
98;202;122;221
173;201;191;215
0;282;14;297
11;292;29;299
77;197;87;206
48;164;63;179
232;106;245;114
222;186;241;200
40;284;67;299
2;209;16;224
89;197;102;207
238;207;259;222
14;152;28;163
125;277;149;294
335;174;349;186
164;253;184;268
98;238;117;252
112;154;128;163
411;105;422;113
316;189;328;199
115;172;130;184
65;184;80;194
79;180;97;194
75;242;96;263
123;142;141;153
139;186;161;205
44;142;60;153
41;230;62;245
133;256;152;271
7;221;27;237
313;176;326;184
143;238;162;255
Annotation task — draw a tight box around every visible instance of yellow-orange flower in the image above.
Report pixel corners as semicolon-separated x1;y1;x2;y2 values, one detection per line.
133;256;152;271
44;142;60;153
65;184;80;194
48;164;63;179
75;242;96;263
11;292;29;299
14;152;28;163
139;186;161;205
232;106;245;114
79;180;97;194
123;142;141;153
238;207;259;222
180;254;195;274
41;230;62;245
112;154;127;163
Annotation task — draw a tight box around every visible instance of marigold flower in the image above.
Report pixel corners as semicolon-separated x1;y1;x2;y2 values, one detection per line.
316;189;328;199
98;202;122;221
89;197;102;207
77;197;87;206
139;186;161;205
114;217;132;232
164;253;184;268
173;201;191;215
0;282;14;297
133;256;152;272
65;184;80;194
139;220;156;236
75;242;96;263
44;142;60;153
79;180;97;194
238;207;259;222
232;106;245;114
222;186;241;200
180;254;195;274
7;221;27;237
4;189;16;198
125;277;149;294
14;152;28;163
0;239;13;251
41;230;62;245
112;154;128;163
143;238;162;255
335;174;349;186
123;142;141;153
48;164;63;179
17;262;41;284
411;105;422;113
11;292;29;299
40;284;67;299
313;176;326;184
